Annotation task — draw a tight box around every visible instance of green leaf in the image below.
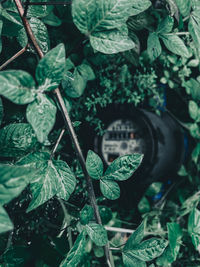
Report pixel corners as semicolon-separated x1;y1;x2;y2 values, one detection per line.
26;161;58;212
3;246;31;266
80;205;94;225
145;182;163;197
189;11;200;56
0;20;3;53
188;208;200;250
178;165;187;176
156;16;174;34
77;61;95;81
0;7;23;37
124;238;168;262
156;245;174;265
103;154;143;181
131;0;152;16
189;123;200;139
62;70;87;98
122;252;146;267
0;205;13;234
62;61;95;98
17;17;50;54
72;0;134;35
167;223;182;261
72;0;135;54
100;179;120;200
93;246;104;258
60;231;87;267
191;0;200;9
138;196;150;214
184;78;200;100
174;0;191;17
189;100;199;121
36;43;66;91
18;152;76;212
0;70;36;104
53;160;76;201
0;123;38;157
0;164;33;205
127;12;153;32
0;97;3;126
85;223;108;246
42;11;62;26
187;59;200;67
124;221;145;251
147;32;162;61
65;58;75;71
180;191;200;216
192;143;200;164
99;206;113;225
26;94;57;143
160;34;190;58
86;150;104;180
24;0;53;18
90;29;135;54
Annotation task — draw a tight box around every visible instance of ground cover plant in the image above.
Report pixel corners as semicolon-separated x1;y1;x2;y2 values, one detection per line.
0;0;200;266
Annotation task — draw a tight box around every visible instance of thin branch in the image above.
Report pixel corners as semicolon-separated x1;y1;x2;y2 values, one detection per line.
183;16;190;22
14;0;44;58
0;45;28;71
13;1;112;265
165;32;190;36
58;198;73;249
105;226;167;236
50;128;65;160
105;226;134;234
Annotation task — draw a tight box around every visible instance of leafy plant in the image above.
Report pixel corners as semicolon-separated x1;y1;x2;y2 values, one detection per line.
0;0;200;266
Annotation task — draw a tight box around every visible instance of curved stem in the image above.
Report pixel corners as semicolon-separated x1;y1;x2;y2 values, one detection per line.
14;0;44;58
14;0;112;265
50;128;65;160
0;45;28;71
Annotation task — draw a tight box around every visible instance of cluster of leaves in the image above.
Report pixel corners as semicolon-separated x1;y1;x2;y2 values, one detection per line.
0;0;200;266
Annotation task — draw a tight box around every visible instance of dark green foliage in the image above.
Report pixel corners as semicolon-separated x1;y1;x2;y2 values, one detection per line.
0;0;200;266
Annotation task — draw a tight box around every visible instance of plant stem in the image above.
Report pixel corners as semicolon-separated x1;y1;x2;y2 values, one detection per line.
165;32;190;36
14;1;112;265
0;45;28;71
14;0;44;58
105;226;134;234
50;128;65;160
58;198;73;249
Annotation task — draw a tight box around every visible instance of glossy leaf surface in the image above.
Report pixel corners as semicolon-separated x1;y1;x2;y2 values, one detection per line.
100;179;120;200
86;150;104;180
104;154;143;181
85;223;108;246
26;94;57;143
124;238;168;262
60;231;87;267
0;164;33;205
0;70;35;104
0;123;38;157
0;205;13;234
36;43;66;91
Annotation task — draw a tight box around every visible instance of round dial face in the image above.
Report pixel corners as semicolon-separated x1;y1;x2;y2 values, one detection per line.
101;119;145;165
